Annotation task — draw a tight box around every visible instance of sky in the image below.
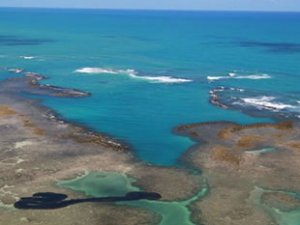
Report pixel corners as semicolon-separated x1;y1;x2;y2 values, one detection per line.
0;0;299;12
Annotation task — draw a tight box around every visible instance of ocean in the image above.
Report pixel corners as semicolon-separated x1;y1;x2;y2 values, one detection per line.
1;8;300;165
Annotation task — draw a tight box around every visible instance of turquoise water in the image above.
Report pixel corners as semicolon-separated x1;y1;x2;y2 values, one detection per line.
0;8;299;165
58;171;208;225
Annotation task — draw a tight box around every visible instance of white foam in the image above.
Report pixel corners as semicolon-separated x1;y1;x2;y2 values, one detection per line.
74;67;192;84
20;56;36;60
74;67;129;74
207;73;271;82
129;74;191;83
8;68;24;74
240;96;295;110
207;76;225;81
229;87;245;92
236;74;271;80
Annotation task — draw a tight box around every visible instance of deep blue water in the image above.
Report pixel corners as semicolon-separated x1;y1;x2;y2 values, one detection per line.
0;8;299;165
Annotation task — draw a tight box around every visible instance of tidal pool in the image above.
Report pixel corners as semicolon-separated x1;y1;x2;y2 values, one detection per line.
58;171;208;225
245;147;275;155
248;186;300;225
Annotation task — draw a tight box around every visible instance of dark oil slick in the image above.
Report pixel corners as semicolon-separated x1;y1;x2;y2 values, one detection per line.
14;191;161;210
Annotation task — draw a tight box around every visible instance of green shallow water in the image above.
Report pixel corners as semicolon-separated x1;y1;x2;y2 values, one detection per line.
245;147;276;155
58;171;208;225
57;171;139;197
249;187;300;225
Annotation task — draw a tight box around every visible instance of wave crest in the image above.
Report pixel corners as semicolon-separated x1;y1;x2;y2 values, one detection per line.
209;86;300;119
74;67;192;84
238;96;296;111
20;56;36;60
74;67;134;75
207;72;271;82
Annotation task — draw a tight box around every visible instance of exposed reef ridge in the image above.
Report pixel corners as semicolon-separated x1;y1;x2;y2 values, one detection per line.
1;67;91;97
209;86;300;120
1;68;124;150
176;119;300;225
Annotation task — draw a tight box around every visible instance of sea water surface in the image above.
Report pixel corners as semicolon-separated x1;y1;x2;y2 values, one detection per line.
0;8;300;165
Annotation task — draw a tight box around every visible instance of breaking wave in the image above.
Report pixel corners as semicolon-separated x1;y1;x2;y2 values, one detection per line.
20;56;37;60
207;72;271;82
209;86;300;120
237;96;296;111
74;67;192;84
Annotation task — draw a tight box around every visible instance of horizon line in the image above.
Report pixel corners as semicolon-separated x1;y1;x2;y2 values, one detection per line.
0;6;300;13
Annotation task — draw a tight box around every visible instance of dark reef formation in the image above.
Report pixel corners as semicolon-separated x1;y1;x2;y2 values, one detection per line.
0;68;90;98
0;35;54;46
209;86;300;120
238;40;300;53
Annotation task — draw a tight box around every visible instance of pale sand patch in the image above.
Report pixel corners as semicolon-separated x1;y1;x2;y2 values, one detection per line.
14;140;34;149
0;185;15;196
0;201;14;209
15;168;24;174
15;158;25;164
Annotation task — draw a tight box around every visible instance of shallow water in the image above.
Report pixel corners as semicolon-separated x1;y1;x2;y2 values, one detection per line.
245;147;275;155
58;172;208;225
249;187;300;225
